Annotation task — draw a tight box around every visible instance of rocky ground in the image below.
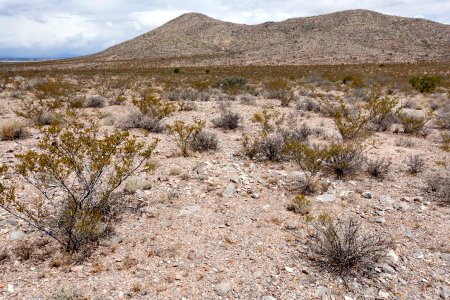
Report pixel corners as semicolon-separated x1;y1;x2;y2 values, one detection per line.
0;73;449;300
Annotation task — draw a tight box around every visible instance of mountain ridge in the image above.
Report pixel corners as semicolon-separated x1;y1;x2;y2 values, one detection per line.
91;9;450;66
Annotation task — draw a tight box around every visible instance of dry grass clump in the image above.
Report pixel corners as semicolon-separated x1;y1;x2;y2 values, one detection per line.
366;157;391;179
0;119;29;141
308;218;391;276
85;95;106;108
406;154;425;174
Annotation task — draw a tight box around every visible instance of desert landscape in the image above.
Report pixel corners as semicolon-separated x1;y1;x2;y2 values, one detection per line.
0;8;449;300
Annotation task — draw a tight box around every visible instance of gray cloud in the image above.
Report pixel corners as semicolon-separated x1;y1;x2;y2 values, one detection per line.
0;0;448;58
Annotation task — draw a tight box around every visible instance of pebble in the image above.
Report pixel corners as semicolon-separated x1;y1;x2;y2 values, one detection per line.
251;193;260;199
222;183;236;198
9;230;26;241
316;193;336;202
362;191;373;199
7;284;14;293
315;286;330;297
230;175;240;183
378;290;390;299
285;266;294;273
179;205;200;216
396;202;410;211
440;253;450;263
262;297;276;300
374;217;386;224
414;252;424;259
215;282;231;296
387;250;399;262
344;296;354;300
440;285;450;299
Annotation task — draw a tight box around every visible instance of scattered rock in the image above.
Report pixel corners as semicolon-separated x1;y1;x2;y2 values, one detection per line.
387;249;399;262
315;286;330;297
362;191;373;199
251;193;260;199
439;253;450;263
380;263;396;275
378;290;390;299
413;252;424;259
222;183;236;198
440;285;450;299
9;230;25;241
285;266;294;273
179;205;200;216
316;193;336;202
396;202;410;211
215;282;231;297
262;296;276;300
7;284;14;293
374;217;386;224
230;175;240;183
344;296;354;300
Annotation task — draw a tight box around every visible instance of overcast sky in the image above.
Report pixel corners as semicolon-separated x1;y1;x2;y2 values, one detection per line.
0;0;449;58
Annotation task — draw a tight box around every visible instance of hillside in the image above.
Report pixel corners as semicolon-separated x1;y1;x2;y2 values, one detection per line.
92;9;450;65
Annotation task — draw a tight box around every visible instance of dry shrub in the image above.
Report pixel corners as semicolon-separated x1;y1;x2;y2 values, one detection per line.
406;154;425;174
297;98;321;112
287;195;312;215
323;142;366;178
121;111;164;133
15;242;33;261
441;132;450;152
397;110;433;135
48;284;86;300
190;131;218;152
166;120;205;157
436;105;450;130
366;158;391;179
427;174;450;204
15;99;62;126
0;120;29;141
213;111;241;130
257;133;285;162
309;218;391;275
179;101;197;111
85;95;106;108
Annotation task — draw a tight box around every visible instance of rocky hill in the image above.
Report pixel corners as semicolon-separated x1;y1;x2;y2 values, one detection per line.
92;9;450;65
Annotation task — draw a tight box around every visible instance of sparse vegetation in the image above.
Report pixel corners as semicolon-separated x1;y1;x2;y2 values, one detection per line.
166;120;206;157
0;118;158;253
366;158;391;179
406;154;425;174
190;130;218;152
410;74;441;93
397;110;433;135
309;218;390;275
0;119;29;141
213;110;241;130
287;194;312;215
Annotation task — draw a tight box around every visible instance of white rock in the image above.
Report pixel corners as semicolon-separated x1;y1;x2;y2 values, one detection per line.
285;266;294;273
378;290;389;299
344;296;354;300
387;250;399;262
7;284;14;293
215;282;231;296
316;193;336;202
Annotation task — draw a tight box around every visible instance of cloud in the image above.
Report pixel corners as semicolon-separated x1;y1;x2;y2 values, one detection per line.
0;0;448;57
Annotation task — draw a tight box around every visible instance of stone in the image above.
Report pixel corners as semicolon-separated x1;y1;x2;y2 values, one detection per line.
222;183;236;198
251;193;260;199
71;265;83;273
380;263;396;275
396;202;410;211
413;252;424;259
316;193;336;202
344;296;354;300
179;205;200;216
379;196;394;209
315;286;330;297
374;217;385;224
6;219;18;226
262;297;276;300
378;290;389;299
362;192;373;199
230;175;240;183
9;230;25;241
7;284;14;293
285;266;294;273
215;282;231;296
387;250;399;262
439;253;450;263
440;285;450;299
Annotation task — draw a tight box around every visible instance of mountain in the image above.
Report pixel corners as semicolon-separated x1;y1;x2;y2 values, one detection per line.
92;10;450;65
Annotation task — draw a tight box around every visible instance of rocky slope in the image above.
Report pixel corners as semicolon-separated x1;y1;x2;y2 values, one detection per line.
92;9;450;65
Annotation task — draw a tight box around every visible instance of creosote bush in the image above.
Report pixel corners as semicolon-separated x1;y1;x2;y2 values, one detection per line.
214;76;249;94
0;120;29;141
409;74;441;93
397;110;433;135
15;98;63;126
166;120;205;157
0;118;158;253
309;218;390;275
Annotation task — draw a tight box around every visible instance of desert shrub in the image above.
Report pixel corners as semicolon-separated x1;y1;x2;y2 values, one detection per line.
0;120;29;141
239;93;257;105
366;158;391;179
68;97;85;109
179;101;197;111
406;154;425;174
48;284;85;300
132;92;175;120
33;78;75;100
215;76;248;94
309;218;390;275
0;119;158;253
323;142;366;178
165;88;202;102
397;110;433;135
15;99;63;126
436;105;450;130
287;194;312;215
280;123;313;144
121;111;164;133
258;133;285;161
441;132;450;152
324;96;398;140
15;242;33;261
173;67;183;74
297;98;321;112
166;120;205;157
213;111;241;130
252;109;284;135
85;95;106;108
427;174;450;204
191;131;218;152
410;74;441;93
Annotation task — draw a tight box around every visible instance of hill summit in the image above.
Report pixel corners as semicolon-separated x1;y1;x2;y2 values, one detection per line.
93;9;450;65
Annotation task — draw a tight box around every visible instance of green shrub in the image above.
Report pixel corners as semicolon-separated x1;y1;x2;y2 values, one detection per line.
173;67;183;74
0;119;158;253
166;120;205;157
410;74;441;93
214;76;248;94
287;194;312;215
